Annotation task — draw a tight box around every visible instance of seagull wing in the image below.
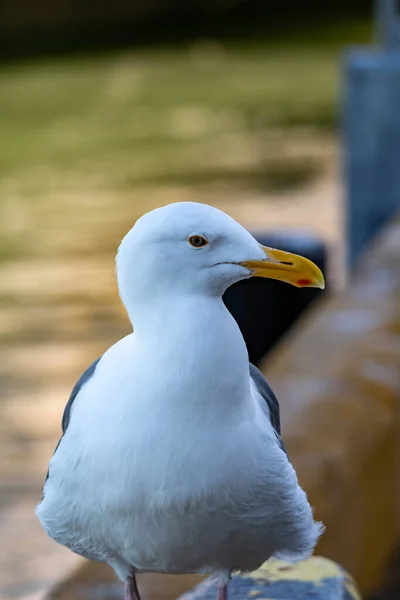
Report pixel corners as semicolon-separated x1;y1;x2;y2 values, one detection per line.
42;356;287;495
42;356;102;493
249;363;289;458
61;356;102;433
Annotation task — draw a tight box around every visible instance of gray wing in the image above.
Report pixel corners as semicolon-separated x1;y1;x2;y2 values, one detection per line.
249;363;289;458
61;355;102;433
43;356;102;491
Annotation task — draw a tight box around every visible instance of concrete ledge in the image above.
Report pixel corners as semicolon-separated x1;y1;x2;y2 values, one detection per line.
46;557;361;600
260;218;400;594
179;557;361;600
48;561;202;600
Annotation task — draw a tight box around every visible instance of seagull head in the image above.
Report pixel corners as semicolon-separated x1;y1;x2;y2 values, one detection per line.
117;202;324;313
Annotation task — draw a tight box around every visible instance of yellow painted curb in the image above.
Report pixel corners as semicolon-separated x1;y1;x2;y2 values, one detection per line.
253;557;362;599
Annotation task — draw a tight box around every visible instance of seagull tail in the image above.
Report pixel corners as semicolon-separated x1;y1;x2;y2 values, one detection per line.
275;519;325;563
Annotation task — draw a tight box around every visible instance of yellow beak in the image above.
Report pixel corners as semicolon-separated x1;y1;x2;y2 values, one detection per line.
241;244;325;289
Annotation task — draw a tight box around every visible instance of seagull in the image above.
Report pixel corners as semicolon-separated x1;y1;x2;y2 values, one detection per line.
36;202;324;600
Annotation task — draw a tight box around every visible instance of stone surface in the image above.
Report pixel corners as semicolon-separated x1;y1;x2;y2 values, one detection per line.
178;558;361;600
48;561;202;600
44;557;361;600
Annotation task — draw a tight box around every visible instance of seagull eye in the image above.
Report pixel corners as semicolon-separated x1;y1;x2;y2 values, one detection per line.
188;235;209;248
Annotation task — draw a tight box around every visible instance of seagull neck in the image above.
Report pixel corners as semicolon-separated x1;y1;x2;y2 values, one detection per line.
128;294;233;338
128;294;252;415
129;294;249;366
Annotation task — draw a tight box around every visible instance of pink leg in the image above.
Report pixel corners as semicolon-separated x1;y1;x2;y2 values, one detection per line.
216;581;228;600
125;574;141;600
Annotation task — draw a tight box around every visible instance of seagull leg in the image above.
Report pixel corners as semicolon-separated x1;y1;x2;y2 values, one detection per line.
216;582;228;600
215;572;230;600
125;574;141;600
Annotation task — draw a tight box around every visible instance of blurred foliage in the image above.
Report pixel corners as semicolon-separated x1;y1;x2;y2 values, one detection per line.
0;19;372;177
0;44;338;172
0;1;372;59
0;18;371;267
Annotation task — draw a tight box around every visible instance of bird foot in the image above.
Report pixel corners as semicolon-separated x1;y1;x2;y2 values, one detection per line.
216;581;228;600
125;574;141;600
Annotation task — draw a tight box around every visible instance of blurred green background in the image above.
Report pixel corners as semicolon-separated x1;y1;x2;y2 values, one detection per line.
0;3;372;263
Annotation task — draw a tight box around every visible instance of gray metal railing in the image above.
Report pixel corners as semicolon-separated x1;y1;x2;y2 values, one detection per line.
345;1;400;266
376;0;400;48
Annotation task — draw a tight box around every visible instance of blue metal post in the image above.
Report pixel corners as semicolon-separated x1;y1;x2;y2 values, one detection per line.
345;0;400;266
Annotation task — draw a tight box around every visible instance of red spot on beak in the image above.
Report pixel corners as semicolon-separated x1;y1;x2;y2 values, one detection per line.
296;278;312;286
